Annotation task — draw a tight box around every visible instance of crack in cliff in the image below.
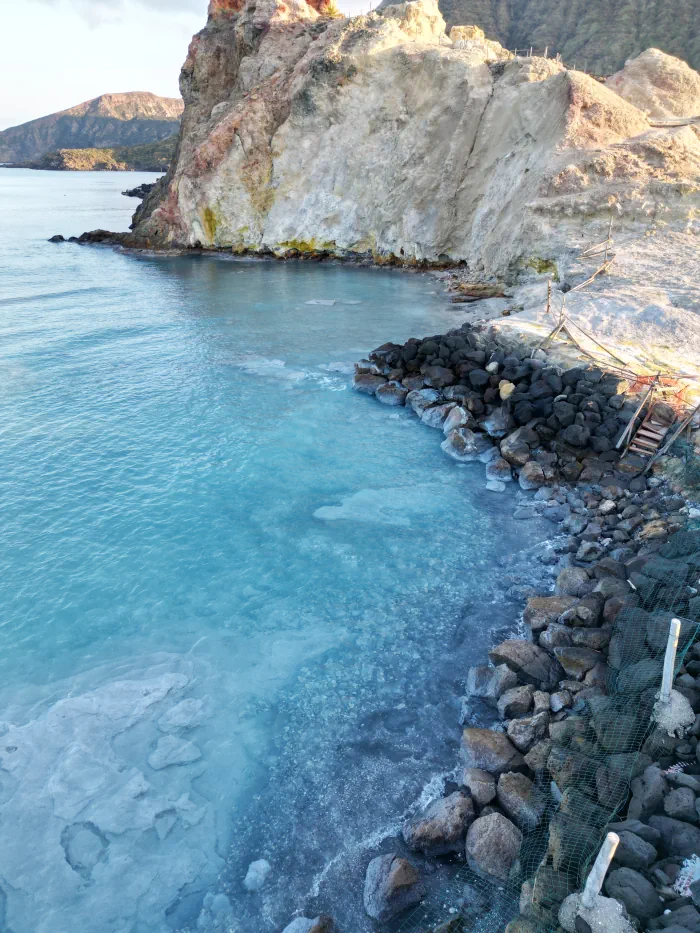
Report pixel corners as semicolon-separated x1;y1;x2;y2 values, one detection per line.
234;128;248;160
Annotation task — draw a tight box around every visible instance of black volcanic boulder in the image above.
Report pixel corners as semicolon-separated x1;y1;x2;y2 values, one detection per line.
605;867;663;919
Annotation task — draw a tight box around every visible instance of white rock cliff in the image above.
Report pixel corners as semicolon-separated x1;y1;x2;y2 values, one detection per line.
131;0;700;280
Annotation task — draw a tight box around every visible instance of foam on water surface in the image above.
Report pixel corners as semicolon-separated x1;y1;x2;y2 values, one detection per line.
0;170;547;932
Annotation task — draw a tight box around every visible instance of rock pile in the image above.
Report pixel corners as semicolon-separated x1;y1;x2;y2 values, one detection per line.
348;320;700;933
354;320;639;495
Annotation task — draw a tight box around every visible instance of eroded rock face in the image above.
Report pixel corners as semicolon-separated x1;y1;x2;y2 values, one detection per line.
129;0;700;276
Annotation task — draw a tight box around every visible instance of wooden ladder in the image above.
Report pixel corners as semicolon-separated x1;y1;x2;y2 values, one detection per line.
627;411;672;459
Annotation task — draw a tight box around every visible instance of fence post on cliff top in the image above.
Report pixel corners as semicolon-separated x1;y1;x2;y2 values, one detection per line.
660;618;682;705
580;833;620;910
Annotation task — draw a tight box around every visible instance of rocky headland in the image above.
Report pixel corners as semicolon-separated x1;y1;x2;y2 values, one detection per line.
0;92;183;165
124;0;699;281
19;136;178;173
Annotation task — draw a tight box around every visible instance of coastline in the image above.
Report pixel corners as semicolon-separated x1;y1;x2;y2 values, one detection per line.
49;230;700;933
335;319;700;933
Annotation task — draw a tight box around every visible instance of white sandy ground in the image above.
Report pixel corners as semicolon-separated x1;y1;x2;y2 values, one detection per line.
442;228;700;397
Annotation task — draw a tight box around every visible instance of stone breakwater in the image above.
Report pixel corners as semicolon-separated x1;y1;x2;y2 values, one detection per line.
281;320;700;933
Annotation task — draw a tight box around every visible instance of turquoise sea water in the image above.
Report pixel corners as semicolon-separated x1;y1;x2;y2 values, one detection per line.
0;170;544;933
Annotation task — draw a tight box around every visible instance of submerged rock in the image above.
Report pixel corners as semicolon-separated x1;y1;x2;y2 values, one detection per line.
282;916;335;933
243;859;272;891
442;427;493;461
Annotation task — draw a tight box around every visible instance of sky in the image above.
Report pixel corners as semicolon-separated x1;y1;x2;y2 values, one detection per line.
0;0;369;130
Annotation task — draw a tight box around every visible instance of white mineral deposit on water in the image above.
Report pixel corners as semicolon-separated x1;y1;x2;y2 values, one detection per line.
0;169;544;932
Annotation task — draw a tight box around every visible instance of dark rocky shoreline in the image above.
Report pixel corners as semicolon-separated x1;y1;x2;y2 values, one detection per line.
284;319;700;933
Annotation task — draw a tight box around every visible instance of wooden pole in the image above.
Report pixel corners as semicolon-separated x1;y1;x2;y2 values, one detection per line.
616;384;653;450
581;833;620;909
604;214;614;265
660;619;682;705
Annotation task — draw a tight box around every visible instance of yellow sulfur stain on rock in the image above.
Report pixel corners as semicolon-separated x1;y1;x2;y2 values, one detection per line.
201;206;220;243
525;257;560;280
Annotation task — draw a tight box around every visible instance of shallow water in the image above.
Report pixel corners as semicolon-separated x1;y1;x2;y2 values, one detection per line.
0;169;545;933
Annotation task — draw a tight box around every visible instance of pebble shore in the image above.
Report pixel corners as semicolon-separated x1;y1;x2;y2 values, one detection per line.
284;317;700;933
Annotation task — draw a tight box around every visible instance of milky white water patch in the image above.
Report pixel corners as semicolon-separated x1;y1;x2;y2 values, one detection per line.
314;484;452;526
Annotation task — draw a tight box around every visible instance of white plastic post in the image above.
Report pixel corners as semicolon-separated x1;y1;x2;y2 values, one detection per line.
581;833;620;909
660;618;682;704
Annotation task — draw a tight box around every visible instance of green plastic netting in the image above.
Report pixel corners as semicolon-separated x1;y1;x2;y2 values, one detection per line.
395;524;700;933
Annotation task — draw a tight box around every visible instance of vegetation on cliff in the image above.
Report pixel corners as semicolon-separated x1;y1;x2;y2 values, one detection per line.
433;0;700;74
0;92;183;164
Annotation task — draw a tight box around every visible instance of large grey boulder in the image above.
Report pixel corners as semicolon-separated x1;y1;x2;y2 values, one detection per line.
489;639;564;689
442;427;493;461
498;685;534;719
524;595;577;633
466;813;522;881
423;365;455;389
363;854;425;922
406;388;442;415
605;867;663;919
554;646;606;680
375;380;408;406
481;407;514;438
462;768;497;806
608;819;661;846
353;373;386;395
649;815;700;857
460;727;525;775
664;786;698;823
555;567;591;598
592;711;640;753
402;792;475;856
519;461;546;491
500;427;537;466
506;711;549;753
467;664;517;702
421;402;455;429
497;772;544;830
443;405;475;434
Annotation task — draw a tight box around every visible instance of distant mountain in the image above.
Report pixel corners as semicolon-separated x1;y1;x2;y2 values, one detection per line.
0;92;183;164
23;135;179;173
382;0;700;74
